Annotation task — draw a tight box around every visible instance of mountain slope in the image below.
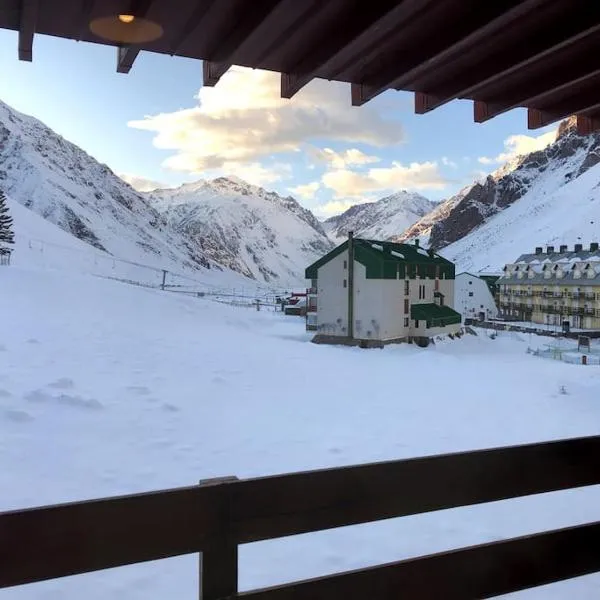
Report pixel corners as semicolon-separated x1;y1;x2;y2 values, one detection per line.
397;118;600;263
441;159;600;273
150;178;333;284
0;100;217;274
324;191;436;242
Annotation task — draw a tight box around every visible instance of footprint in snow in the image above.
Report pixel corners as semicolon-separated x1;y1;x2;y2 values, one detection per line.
47;377;75;390
3;409;34;423
25;389;103;410
127;385;151;396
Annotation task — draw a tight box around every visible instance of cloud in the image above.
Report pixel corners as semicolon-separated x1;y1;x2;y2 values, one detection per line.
289;181;320;200
310;147;381;169
441;156;458;169
478;129;557;165
216;162;292;187
128;66;404;175
119;173;166;192
313;198;374;218
321;161;450;199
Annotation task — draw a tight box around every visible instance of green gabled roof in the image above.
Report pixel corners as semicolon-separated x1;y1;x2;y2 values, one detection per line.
411;303;462;326
305;238;455;280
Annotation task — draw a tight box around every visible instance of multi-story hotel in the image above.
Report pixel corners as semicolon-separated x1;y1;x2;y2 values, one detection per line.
498;243;600;330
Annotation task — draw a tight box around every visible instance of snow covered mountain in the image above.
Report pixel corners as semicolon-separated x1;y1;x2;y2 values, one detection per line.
0;99;331;285
149;178;333;284
324;191;436;242
0;100;217;274
397;117;600;272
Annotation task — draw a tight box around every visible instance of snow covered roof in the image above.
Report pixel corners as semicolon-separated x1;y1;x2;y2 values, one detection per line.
306;238;455;280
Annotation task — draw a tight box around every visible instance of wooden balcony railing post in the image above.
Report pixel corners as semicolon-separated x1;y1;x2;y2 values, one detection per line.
199;476;239;600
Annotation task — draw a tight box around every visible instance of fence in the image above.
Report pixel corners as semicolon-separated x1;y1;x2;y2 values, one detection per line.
1;435;600;598
15;235;290;302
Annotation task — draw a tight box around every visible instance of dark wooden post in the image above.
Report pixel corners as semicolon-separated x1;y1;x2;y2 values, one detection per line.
347;230;354;339
161;270;167;291
199;476;239;600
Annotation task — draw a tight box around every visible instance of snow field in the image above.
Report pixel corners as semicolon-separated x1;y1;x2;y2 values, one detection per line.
1;265;600;598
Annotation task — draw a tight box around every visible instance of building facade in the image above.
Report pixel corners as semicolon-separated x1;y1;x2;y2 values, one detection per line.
454;272;499;322
498;243;600;330
305;235;461;344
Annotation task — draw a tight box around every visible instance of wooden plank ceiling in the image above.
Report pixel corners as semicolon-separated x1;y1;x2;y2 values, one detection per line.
2;0;600;133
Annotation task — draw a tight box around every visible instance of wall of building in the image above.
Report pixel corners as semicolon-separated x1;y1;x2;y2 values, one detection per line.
315;252;460;341
315;250;349;336
498;281;600;330
455;274;498;321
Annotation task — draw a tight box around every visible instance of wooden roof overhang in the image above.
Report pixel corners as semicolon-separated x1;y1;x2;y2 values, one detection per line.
2;0;600;134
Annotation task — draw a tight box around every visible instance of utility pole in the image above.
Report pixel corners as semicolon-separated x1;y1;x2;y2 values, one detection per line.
161;269;167;291
347;230;354;339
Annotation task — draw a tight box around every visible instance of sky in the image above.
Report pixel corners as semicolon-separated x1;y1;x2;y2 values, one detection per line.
1;29;558;218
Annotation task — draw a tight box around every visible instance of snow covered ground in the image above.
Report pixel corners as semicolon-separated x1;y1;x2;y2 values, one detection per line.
2;261;600;599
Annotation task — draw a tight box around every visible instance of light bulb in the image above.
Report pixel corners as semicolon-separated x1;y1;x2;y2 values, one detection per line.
118;14;135;24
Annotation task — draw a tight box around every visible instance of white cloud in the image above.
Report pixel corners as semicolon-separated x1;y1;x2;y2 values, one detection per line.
216;162;292;187
128;66;404;177
119;173;166;192
313;198;374;218
441;156;458;169
321;161;450;199
310;147;381;169
478;129;557;165
289;181;320;200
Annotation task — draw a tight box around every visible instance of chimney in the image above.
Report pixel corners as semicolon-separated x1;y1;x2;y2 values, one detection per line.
559;244;568;253
535;247;543;255
574;243;583;252
546;246;554;254
414;238;420;248
590;242;599;252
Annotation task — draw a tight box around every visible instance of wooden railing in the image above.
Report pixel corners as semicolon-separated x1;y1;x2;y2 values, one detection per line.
1;436;600;599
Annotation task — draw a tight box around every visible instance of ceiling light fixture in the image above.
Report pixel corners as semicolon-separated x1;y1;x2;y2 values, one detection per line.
89;14;163;44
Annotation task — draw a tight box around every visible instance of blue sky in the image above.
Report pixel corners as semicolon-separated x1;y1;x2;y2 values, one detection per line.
1;29;558;217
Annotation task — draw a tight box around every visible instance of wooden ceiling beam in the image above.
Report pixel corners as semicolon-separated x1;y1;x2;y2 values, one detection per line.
416;18;600;116
473;67;600;123
203;0;313;89
169;0;220;56
18;0;37;61
352;0;548;107
528;91;600;129
116;0;159;74
76;0;95;42
281;0;422;100
576;114;600;135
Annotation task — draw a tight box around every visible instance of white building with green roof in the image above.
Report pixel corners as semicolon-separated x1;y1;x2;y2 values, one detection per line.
305;233;461;346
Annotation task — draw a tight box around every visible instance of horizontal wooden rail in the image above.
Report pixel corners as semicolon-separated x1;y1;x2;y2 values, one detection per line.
241;521;600;599
0;435;599;591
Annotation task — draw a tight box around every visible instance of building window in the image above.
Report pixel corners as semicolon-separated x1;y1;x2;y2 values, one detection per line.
404;299;409;314
343;260;347;269
343;279;347;288
404;280;409;295
404;317;409;327
414;319;419;328
468;292;473;297
469;280;472;285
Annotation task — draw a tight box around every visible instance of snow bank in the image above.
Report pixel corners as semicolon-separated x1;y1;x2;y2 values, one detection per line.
1;267;600;599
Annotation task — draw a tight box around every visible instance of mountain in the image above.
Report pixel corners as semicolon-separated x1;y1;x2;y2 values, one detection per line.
149;178;333;284
0;99;216;274
323;191;436;242
0;99;331;285
397;117;600;272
